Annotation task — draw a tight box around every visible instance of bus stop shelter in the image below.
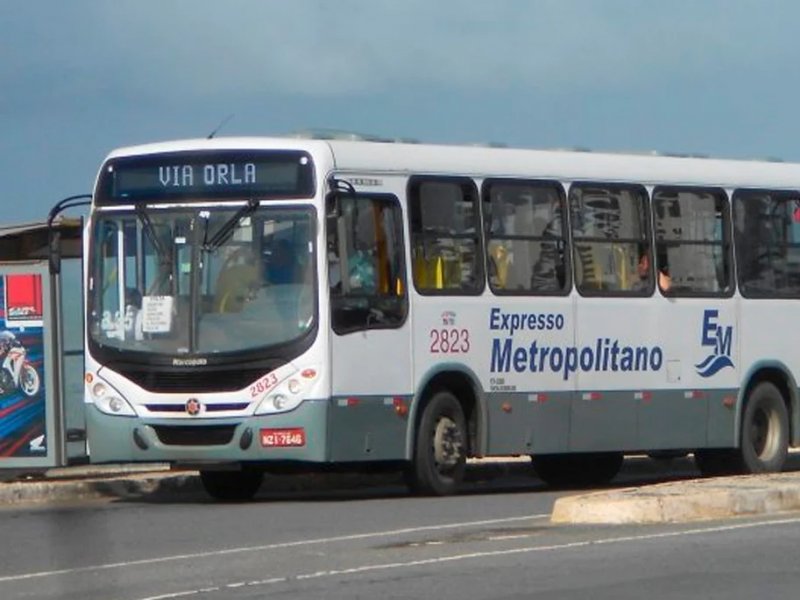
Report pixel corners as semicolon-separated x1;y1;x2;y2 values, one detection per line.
0;218;85;471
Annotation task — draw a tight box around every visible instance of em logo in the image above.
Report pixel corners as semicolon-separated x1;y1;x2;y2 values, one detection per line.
695;309;734;378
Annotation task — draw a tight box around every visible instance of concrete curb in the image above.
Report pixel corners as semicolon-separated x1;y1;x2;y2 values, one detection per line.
551;472;800;524
0;470;418;505
0;472;200;505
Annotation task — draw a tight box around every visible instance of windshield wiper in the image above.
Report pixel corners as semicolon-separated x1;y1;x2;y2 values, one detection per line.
135;202;168;258
202;198;259;252
136;202;175;295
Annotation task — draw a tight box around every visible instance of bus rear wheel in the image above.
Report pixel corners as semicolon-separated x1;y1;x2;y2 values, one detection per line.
200;468;263;501
407;391;467;496
740;382;789;472
531;452;623;488
695;381;789;476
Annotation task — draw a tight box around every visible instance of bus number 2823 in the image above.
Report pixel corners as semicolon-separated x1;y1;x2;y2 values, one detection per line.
429;328;470;354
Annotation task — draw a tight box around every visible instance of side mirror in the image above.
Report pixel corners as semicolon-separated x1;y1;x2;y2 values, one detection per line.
326;194;341;220
326;177;357;219
48;194;92;275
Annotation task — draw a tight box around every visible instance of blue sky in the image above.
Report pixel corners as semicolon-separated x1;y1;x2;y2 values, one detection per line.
3;0;800;223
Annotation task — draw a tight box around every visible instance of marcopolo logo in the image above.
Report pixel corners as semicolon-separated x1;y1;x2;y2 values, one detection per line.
695;309;734;378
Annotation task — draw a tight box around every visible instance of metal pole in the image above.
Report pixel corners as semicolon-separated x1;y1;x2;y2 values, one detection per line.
47;195;91;466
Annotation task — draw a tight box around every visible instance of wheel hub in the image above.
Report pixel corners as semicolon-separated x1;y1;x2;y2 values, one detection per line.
433;416;463;470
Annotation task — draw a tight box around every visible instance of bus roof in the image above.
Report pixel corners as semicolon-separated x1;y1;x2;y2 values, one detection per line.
104;136;800;191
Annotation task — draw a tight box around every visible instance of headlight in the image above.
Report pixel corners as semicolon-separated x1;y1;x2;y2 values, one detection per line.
272;394;288;410
89;378;136;417
253;367;318;415
255;392;302;415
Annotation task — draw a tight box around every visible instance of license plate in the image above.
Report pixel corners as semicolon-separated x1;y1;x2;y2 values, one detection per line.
260;428;306;447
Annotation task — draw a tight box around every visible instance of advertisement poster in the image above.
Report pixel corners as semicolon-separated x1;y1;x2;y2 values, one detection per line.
0;274;47;458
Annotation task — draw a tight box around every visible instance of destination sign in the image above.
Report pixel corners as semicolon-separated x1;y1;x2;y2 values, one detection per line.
96;150;315;204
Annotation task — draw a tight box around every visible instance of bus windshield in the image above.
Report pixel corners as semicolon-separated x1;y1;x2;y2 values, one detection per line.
88;203;316;356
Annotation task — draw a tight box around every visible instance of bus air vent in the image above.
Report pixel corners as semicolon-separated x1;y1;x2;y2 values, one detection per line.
117;366;279;393
144;403;250;413
152;425;237;446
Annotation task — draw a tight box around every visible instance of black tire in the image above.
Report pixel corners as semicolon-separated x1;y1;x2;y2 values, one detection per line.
407;391;467;496
740;382;789;473
695;381;789;476
531;452;623;488
200;468;263;501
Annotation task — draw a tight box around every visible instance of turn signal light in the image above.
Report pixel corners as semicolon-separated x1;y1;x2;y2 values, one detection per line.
393;397;408;417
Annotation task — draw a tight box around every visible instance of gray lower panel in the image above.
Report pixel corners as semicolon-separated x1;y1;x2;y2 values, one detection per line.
327;396;410;462
486;391;571;455
485;388;739;456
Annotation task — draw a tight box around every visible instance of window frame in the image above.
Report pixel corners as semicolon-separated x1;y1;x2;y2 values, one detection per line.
568;181;652;298
327;191;409;335
652;185;734;299
407;175;485;296
733;188;800;299
481;178;571;296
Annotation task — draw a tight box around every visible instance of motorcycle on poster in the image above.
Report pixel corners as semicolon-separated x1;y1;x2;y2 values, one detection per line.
0;330;41;398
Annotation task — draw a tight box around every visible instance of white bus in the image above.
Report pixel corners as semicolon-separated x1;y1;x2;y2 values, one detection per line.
84;135;800;499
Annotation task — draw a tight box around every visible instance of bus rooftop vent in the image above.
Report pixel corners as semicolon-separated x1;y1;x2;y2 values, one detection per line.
468;141;508;148
288;129;394;143
655;151;710;159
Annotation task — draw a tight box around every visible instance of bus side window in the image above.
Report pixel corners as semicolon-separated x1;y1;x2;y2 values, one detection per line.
569;184;650;296
734;190;800;297
654;187;731;296
409;177;483;294
482;179;569;295
328;194;408;334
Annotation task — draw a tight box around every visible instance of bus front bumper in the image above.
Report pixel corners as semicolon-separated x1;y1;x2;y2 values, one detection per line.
85;399;329;464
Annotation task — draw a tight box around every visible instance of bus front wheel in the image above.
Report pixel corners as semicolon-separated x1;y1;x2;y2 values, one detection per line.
200;468;263;502
407;391;467;496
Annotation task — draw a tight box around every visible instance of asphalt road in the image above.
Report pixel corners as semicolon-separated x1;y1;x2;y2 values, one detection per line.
1;457;799;600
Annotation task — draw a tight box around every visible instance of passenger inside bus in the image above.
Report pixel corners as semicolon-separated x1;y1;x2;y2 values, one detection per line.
655;252;672;293
531;248;564;292
347;248;377;293
632;245;671;292
531;221;566;293
214;246;260;312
